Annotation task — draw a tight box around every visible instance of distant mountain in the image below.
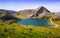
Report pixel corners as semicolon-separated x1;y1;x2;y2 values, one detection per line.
6;10;17;14
0;9;17;14
14;6;50;19
0;9;18;21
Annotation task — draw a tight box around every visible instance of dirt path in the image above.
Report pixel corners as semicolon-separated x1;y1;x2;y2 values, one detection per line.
49;18;59;27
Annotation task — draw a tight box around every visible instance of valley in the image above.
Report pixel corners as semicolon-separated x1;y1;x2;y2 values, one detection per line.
0;6;60;38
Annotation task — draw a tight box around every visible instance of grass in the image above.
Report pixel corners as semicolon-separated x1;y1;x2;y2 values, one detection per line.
14;10;34;19
52;18;60;25
0;21;60;38
42;13;52;20
14;14;27;19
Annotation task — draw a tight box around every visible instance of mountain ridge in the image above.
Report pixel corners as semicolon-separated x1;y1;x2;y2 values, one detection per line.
14;6;51;19
0;6;60;21
0;9;18;21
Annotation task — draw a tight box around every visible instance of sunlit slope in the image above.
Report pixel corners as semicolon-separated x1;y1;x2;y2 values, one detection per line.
51;13;60;26
14;9;34;19
52;18;60;25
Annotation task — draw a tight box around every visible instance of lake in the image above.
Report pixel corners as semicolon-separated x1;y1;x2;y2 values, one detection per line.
18;18;51;27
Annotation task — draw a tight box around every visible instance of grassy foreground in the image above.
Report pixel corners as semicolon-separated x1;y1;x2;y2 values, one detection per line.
0;21;60;38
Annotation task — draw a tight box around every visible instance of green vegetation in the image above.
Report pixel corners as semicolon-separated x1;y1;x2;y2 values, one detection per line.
42;13;52;20
14;14;27;19
14;10;34;19
52;18;60;25
0;21;60;38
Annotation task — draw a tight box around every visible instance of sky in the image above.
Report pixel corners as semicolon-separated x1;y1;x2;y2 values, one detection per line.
0;0;60;12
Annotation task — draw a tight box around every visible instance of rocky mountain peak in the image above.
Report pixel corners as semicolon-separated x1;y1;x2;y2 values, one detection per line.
32;6;50;18
35;6;50;12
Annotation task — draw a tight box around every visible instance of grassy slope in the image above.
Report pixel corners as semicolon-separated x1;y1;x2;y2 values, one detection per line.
14;10;34;19
52;18;60;25
0;21;60;38
42;13;52;20
14;14;27;19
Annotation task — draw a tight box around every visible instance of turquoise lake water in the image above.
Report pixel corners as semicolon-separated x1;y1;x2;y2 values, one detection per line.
18;18;51;26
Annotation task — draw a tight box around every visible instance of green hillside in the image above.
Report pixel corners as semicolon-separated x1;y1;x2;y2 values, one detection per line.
14;9;34;19
52;18;60;25
0;21;60;38
42;13;52;20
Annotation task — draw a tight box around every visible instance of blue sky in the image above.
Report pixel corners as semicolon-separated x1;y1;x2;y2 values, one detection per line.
0;0;60;12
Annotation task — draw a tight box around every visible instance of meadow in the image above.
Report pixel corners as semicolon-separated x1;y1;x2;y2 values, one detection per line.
0;21;60;38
